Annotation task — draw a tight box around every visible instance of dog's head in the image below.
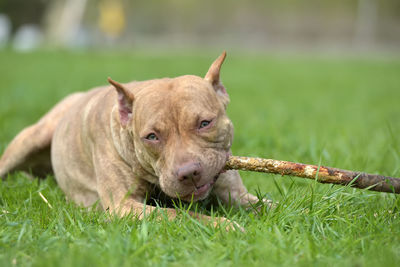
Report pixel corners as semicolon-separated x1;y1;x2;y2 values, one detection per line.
108;52;233;201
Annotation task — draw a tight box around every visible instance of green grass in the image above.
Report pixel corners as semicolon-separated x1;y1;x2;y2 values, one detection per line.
0;50;399;266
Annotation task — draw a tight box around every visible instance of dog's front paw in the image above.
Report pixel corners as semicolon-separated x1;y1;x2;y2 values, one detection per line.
210;217;245;232
197;214;245;232
250;198;279;215
240;193;277;212
261;198;278;209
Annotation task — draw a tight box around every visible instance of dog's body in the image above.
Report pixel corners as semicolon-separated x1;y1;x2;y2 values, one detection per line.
0;52;260;226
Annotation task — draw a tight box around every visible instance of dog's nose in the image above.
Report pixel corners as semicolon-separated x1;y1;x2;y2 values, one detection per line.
176;162;202;182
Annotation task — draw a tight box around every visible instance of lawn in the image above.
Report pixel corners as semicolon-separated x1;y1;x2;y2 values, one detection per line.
0;50;399;266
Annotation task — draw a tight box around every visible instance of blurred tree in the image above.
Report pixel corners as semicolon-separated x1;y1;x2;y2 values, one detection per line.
0;0;49;33
355;0;377;45
43;0;87;46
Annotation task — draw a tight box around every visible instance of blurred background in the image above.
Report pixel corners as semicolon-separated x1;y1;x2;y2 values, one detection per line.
0;0;399;53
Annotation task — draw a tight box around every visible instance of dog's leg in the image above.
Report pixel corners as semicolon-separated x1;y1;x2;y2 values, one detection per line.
213;170;273;209
101;182;241;230
111;198;240;230
0;93;84;178
92;151;241;230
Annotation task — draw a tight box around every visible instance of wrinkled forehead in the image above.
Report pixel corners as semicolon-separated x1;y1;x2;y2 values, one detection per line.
133;76;221;131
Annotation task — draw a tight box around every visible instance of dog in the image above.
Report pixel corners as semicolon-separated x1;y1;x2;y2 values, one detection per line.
0;52;263;229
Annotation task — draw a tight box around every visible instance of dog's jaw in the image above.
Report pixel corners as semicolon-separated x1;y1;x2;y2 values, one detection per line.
180;164;226;201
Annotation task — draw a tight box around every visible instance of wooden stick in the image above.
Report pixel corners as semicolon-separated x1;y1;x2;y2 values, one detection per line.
225;156;400;194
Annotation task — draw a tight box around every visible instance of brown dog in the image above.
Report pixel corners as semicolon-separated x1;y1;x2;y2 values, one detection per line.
0;52;262;228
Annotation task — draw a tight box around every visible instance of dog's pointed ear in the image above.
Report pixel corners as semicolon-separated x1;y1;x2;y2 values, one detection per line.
108;77;134;127
204;51;228;97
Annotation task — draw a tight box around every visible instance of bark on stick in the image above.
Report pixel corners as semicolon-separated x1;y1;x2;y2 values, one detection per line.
226;156;400;194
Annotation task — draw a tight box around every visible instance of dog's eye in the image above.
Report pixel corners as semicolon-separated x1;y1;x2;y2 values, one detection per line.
146;133;158;141
199;120;211;129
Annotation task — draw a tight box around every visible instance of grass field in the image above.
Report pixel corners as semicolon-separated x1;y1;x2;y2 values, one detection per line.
0;50;399;266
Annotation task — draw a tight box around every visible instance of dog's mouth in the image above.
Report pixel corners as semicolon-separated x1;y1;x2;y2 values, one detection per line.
184;167;226;200
193;174;219;197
